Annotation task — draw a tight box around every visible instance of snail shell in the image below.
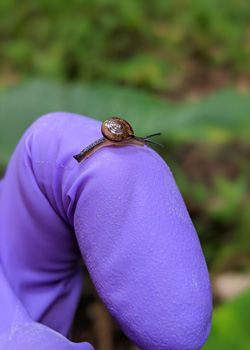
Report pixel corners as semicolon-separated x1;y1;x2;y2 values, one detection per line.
101;118;134;142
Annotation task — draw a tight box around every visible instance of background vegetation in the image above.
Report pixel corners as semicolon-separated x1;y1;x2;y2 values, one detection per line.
1;0;250;94
0;1;250;349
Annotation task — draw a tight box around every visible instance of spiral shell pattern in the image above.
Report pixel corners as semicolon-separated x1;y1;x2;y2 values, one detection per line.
104;119;124;135
101;117;134;142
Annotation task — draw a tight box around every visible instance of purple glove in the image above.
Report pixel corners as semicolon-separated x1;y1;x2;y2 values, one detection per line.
0;112;212;350
0;265;93;350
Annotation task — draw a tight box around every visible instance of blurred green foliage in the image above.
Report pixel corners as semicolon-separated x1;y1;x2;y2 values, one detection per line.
179;151;250;273
203;288;250;350
1;0;250;90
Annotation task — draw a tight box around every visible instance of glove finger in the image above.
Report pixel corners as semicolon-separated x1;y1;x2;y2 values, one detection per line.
0;113;101;335
73;130;212;349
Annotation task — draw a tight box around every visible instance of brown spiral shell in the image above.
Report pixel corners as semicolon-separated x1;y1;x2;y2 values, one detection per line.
101;118;134;142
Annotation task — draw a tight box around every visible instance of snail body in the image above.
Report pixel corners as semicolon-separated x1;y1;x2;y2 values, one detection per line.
73;117;162;163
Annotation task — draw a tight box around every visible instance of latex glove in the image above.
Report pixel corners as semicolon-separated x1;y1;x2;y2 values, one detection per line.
0;112;212;350
0;265;93;350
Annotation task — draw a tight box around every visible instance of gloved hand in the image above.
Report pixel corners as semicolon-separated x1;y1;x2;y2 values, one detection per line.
0;112;212;350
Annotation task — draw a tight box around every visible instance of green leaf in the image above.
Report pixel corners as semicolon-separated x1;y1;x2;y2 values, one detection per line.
203;289;250;350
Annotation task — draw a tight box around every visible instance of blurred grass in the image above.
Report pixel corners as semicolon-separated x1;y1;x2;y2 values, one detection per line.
1;0;250;92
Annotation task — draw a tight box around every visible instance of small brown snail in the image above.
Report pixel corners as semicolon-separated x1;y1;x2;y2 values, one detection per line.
73;117;162;163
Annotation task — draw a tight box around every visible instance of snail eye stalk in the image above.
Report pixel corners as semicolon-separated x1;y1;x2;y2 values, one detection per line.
144;139;163;147
145;133;162;139
132;133;163;147
144;133;163;147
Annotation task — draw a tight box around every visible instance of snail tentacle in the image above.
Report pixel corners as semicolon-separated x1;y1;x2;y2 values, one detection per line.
132;133;163;148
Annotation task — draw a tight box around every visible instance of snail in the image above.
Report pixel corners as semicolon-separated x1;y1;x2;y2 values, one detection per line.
73;117;162;163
